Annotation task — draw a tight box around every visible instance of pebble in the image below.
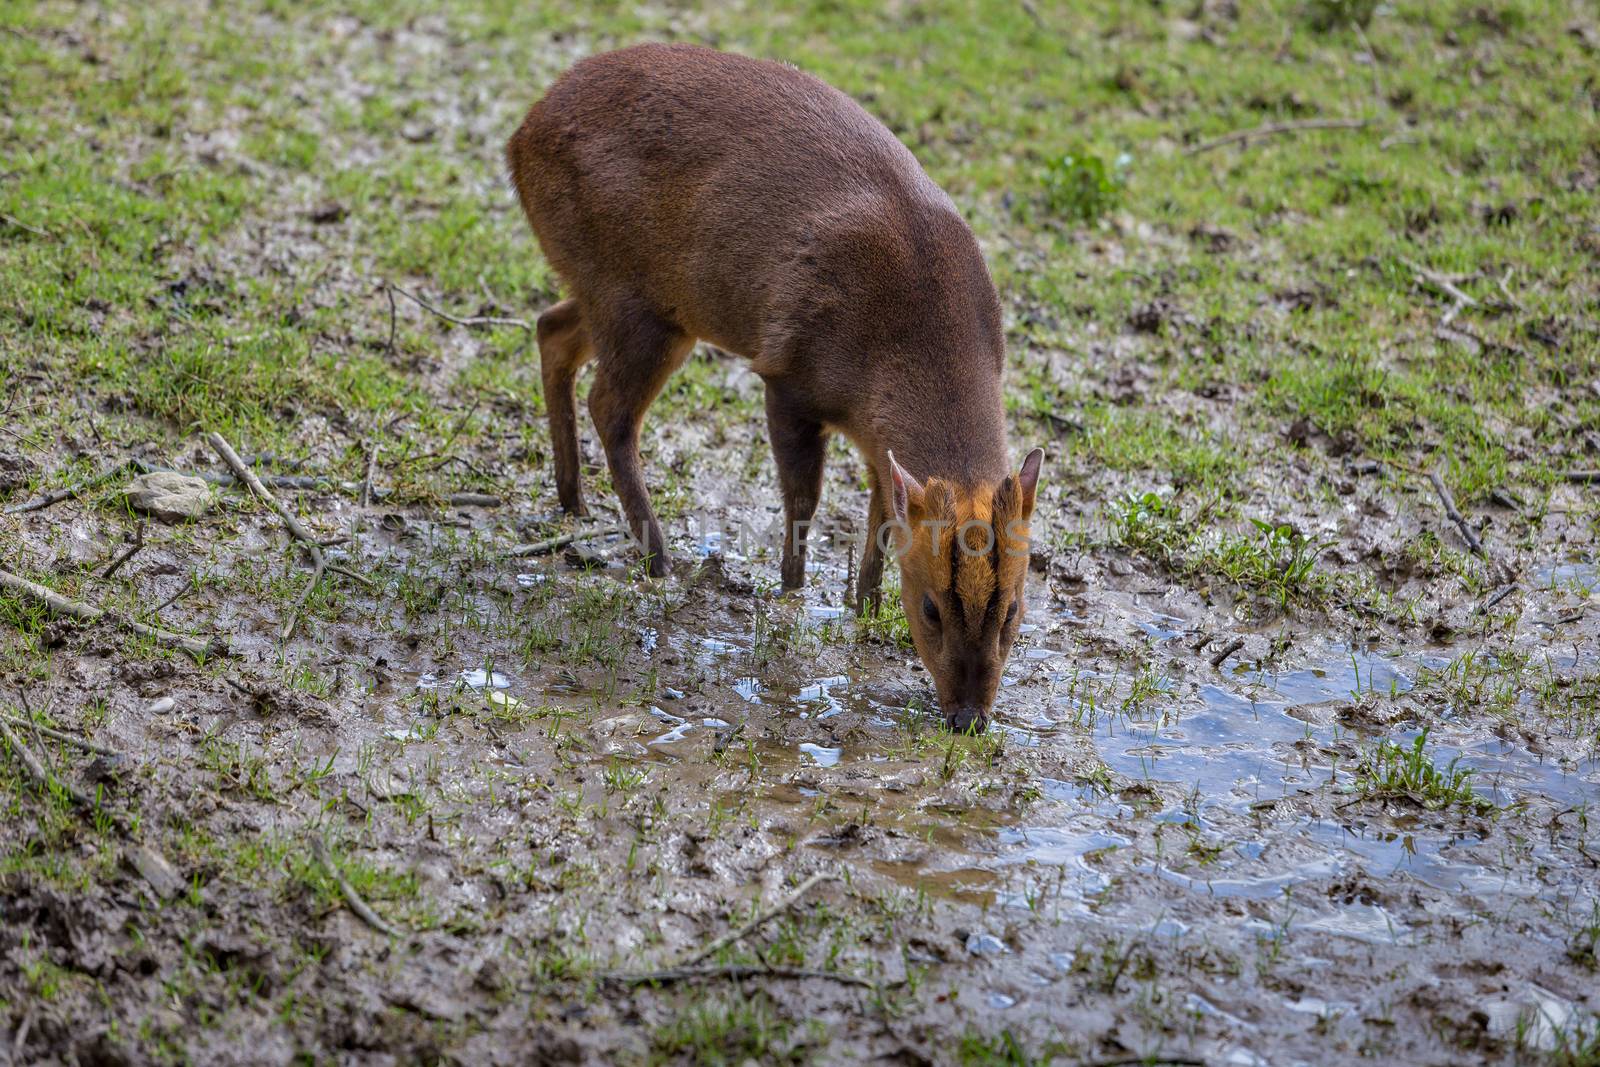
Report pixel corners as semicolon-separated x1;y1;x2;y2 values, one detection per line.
966;932;1009;956
146;697;176;714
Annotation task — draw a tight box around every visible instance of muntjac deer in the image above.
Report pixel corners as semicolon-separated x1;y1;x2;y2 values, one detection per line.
507;43;1043;732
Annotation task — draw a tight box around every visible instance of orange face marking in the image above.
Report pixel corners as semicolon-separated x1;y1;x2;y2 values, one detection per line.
893;468;1036;731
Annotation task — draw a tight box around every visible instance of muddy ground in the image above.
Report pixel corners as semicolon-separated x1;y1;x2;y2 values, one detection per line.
2;2;1598;1065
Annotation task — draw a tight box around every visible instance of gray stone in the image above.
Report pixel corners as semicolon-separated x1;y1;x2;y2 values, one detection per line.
125;471;211;522
123;843;183;900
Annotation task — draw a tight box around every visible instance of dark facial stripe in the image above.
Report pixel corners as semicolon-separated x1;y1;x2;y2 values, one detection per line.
982;528;1002;632
947;527;964;627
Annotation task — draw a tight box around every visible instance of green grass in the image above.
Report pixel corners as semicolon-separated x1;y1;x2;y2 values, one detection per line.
650;993;804;1065
1352;729;1495;814
1104;490;1345;612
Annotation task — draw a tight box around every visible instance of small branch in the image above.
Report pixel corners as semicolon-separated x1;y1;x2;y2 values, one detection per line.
99;521;146;580
606;964;888;990
147;580;194;618
0;714;94;809
448;493;503;508
0;567;223;659
1401;258;1478;309
207;432;370;640
388;282;531;331
3;460;132;515
1036;410;1083;436
1426;470;1484;557
1564;470;1600;484
1210;637;1246;670
1495;268;1524;311
131;458;330;492
0;713;118;757
678;872;835;968
1474;583;1517;616
506;523;624;558
1186;118;1373;156
311;837;399;937
0;212;52;239
384;283;398;353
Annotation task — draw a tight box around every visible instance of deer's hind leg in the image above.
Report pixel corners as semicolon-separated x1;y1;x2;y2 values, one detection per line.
586;300;693;578
537;298;595;516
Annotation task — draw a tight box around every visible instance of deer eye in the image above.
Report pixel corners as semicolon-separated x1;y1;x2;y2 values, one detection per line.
922;593;941;627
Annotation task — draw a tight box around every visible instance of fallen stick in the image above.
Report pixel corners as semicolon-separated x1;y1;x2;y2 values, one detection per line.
506;523;624;558
0;567;223;659
678;872;835;968
2;460;132;515
360;438;380;507
1565;470;1600;484
1474;583;1517;616
0;212;52;239
99;521;146;580
0;714;94;808
206;431;373;641
448;493;503;508
1426;470;1484;557
132;459;331;491
0;713;118;757
1186;117;1372;156
388;282;531;331
311;837;398;937
1209;637;1245;669
606;964;888;990
1401;258;1479;309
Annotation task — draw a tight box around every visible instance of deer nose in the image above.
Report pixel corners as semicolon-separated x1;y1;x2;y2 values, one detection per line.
944;704;989;734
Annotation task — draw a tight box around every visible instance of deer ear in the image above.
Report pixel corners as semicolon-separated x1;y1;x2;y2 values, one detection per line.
1017;447;1044;516
886;450;924;524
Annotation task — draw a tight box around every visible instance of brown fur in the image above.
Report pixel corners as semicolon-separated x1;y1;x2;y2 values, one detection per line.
506;43;1042;731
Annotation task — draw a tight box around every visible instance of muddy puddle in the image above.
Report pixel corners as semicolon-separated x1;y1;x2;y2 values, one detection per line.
504;539;1598;1062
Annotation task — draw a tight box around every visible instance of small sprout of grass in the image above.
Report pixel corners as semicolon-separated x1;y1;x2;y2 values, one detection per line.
1353;730;1494;814
602;758;648;795
1037;145;1127;224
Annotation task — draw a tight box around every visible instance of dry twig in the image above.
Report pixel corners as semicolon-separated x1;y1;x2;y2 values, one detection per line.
607;964;889;990
388;282;531;331
1427;470;1484;557
311;837;399;937
1210;637;1246;669
0;212;51;239
1474;583;1517;616
507;523;624;558
0;713;118;757
2;460;131;515
678;872;835;968
0;567;222;658
0;714;93;808
1186;118;1372;156
207;431;373;640
99;521;146;580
